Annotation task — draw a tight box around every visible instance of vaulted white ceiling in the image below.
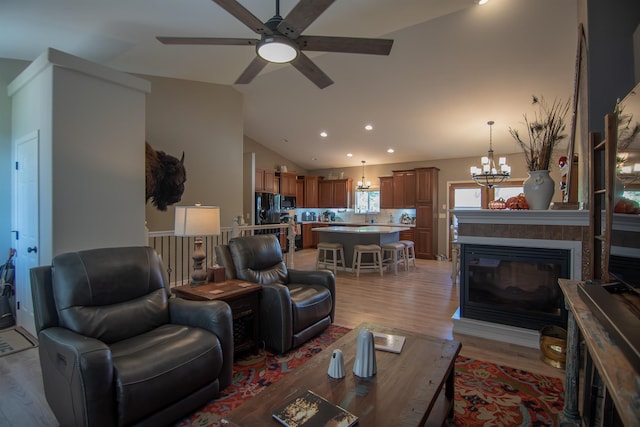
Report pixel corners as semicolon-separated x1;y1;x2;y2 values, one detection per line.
1;0;578;170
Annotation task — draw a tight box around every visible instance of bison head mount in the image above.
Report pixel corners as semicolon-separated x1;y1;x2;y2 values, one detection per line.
145;142;187;211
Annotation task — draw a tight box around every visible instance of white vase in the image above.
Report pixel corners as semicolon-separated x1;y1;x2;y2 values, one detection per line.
353;328;377;377
328;349;346;378
524;170;555;210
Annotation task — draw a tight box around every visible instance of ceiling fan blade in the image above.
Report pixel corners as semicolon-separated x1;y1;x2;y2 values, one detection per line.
157;36;259;46
211;0;273;35
277;0;335;39
291;52;333;89
235;57;268;84
297;35;394;55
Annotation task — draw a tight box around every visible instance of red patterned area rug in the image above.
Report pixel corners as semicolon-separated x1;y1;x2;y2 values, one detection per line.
176;324;351;427
177;328;564;427
454;356;564;427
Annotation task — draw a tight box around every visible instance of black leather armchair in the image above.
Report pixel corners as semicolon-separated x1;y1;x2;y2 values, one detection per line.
30;246;233;427
216;234;335;354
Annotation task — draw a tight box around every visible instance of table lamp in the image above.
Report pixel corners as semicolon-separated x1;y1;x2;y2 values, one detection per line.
174;205;220;285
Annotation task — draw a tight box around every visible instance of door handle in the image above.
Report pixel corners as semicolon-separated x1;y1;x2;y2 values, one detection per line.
27;246;38;253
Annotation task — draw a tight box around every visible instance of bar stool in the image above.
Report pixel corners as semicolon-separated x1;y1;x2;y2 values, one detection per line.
399;240;416;268
382;242;407;274
352;244;383;277
316;242;345;274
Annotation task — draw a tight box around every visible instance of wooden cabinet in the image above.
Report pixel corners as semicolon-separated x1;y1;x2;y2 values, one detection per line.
255;168;276;193
318;179;353;208
416;167;437;203
399;228;414;242
380;176;394;209
393;170;416;208
302;223;314;249
304;176;320;208
278;172;297;196
414;167;439;260
296;179;305;207
318;180;333;207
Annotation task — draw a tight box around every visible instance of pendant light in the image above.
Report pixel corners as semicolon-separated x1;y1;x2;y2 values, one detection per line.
357;160;371;189
470;121;511;188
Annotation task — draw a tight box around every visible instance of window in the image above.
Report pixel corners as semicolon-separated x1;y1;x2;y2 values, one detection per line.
354;190;380;213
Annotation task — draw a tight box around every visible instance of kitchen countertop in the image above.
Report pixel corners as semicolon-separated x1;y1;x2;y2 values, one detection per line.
311;225;410;233
300;221;415;228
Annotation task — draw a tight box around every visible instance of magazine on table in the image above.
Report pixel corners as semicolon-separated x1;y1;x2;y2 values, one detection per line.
272;390;358;427
372;332;406;354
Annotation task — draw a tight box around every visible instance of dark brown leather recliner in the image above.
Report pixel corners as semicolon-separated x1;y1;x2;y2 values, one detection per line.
30;246;234;427
216;234;335;354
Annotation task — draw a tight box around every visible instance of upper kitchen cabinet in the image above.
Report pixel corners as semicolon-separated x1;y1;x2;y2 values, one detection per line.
393;170;416;208
379;176;394;209
277;172;297;197
296;178;305;207
415;167;439;203
255;168;276;193
304;176;321;208
319;179;353;208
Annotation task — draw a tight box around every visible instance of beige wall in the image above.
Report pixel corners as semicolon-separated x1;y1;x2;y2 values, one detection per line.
243;134;308;175
143;75;244;231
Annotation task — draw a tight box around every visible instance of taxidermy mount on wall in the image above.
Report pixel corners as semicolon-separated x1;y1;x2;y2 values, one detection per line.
145;142;187;211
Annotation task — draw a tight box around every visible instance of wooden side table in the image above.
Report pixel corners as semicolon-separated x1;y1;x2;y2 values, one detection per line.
172;279;262;356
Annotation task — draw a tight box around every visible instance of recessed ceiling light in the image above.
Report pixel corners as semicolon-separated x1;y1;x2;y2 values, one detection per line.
364;124;373;131
320;131;328;138
387;148;395;153
347;153;353;157
475;0;489;5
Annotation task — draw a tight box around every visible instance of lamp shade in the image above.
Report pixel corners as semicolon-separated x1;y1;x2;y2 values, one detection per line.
174;206;220;236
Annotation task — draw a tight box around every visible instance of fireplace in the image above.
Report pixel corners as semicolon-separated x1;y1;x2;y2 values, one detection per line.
460;244;569;331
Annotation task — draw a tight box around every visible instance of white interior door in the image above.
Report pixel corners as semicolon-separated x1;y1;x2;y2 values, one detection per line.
14;131;39;337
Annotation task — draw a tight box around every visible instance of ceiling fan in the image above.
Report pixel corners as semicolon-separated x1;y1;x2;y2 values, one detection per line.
157;0;394;89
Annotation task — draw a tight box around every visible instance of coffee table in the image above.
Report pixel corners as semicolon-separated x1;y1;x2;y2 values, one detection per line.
171;279;262;356
223;322;461;426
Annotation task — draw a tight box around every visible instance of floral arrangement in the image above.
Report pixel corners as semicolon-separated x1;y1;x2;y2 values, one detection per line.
508;95;571;171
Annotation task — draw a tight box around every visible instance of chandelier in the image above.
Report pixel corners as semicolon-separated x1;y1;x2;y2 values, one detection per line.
357;160;371;189
470;120;511;188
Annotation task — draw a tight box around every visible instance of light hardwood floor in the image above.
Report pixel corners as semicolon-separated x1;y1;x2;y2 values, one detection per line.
0;249;565;426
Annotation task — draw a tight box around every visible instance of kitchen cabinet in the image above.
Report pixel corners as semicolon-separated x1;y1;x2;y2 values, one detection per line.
296;179;305;207
304;176;320;208
393;170;416;208
318;180;333;207
399;228;414;242
255;168;276;193
414;167;439;260
318;178;352;208
379;176;394;209
416;167;436;203
278;172;297;197
302;223;314;249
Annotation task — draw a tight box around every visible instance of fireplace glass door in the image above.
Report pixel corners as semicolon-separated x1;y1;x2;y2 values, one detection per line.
461;244;569;330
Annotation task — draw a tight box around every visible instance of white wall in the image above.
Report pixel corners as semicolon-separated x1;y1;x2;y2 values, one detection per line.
0;59;28;256
9;48;149;260
143;75;244;231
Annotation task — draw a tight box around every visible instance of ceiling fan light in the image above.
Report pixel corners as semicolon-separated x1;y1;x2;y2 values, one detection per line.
257;36;299;63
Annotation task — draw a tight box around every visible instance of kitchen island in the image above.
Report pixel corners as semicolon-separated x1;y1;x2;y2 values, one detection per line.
312;225;409;269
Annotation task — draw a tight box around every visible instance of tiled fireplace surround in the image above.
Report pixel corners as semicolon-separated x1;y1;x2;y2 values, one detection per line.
451;210;590;348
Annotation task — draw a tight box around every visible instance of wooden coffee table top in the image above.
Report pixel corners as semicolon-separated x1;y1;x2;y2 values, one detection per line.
171;279;261;301
224;322;461;426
